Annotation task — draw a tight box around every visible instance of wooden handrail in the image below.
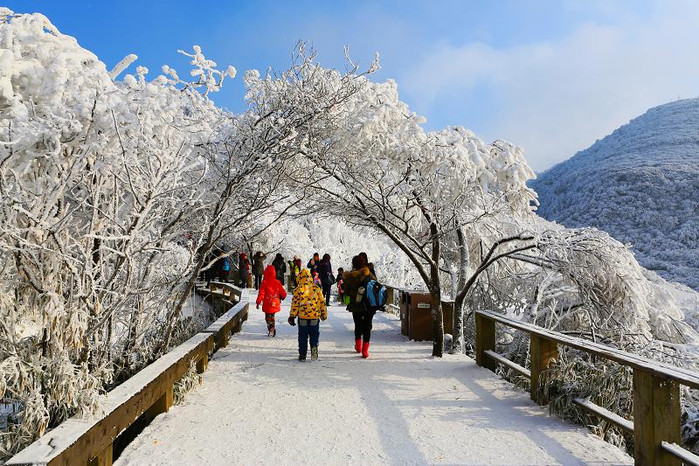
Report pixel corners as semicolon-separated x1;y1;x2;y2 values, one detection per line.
661;442;699;465
8;291;249;466
484;349;530;378
475;309;694;465
572;398;634;433
206;280;242;299
478;310;699;389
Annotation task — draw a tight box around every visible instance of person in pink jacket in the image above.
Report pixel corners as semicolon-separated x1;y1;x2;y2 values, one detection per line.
256;265;287;337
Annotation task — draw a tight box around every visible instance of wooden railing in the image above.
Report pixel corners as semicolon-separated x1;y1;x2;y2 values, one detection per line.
8;284;248;466
206;280;241;299
475;309;699;466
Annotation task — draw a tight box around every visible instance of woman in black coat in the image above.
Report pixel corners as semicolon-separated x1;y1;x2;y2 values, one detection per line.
317;253;334;305
272;253;286;287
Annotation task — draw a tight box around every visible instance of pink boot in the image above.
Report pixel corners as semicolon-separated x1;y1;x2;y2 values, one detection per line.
355;339;362;353
362;342;370;359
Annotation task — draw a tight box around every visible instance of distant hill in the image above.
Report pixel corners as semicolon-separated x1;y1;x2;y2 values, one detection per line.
531;98;699;290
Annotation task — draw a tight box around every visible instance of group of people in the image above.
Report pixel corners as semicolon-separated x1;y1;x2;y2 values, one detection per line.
208;250;288;289
205;250;252;288
251;251;287;289
306;252;336;306
255;251;378;361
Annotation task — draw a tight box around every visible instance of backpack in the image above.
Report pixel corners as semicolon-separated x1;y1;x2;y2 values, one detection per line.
362;278;387;312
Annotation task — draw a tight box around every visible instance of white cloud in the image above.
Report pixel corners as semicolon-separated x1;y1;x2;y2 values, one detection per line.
401;2;699;172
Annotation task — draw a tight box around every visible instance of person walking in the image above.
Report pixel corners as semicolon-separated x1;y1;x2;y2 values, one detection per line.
317;253;334;306
343;254;377;358
288;255;301;289
358;251;376;278
256;265;287;337
218;251;231;282
272;253;286;287
307;252;320;277
238;252;250;288
288;268;327;361
336;267;345;305
252;251;267;289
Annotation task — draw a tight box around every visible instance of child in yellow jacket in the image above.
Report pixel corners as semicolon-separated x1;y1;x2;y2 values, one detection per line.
288;268;327;361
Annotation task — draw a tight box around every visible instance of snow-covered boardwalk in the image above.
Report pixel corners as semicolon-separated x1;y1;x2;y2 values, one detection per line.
117;295;632;465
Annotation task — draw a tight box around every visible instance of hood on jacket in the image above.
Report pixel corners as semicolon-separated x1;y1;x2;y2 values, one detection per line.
263;265;277;281
297;268;313;287
343;266;371;283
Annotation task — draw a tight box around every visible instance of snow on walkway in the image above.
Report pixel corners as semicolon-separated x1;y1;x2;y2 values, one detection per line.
117;292;632;465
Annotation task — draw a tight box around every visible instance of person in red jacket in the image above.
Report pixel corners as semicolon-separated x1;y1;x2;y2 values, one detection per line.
256;265;287;337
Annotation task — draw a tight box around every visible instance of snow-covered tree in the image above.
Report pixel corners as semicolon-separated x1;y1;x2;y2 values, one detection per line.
246;50;540;356
0;10;241;456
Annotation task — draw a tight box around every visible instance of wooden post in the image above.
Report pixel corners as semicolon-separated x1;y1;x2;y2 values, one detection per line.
87;445;113;466
633;369;681;465
530;334;558;404
215;329;229;350
145;386;174;421
475;313;496;371
196;354;208;374
387;287;395;307
232;315;243;334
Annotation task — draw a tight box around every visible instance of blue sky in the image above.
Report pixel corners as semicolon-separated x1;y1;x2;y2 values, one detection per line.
9;0;699;171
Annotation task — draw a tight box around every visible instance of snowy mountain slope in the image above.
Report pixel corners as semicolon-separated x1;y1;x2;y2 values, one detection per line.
531;98;699;290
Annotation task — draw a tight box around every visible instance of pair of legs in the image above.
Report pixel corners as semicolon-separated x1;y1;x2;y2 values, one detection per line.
322;282;332;305
265;313;276;337
352;311;376;342
298;318;319;359
353;311;376;358
254;274;263;289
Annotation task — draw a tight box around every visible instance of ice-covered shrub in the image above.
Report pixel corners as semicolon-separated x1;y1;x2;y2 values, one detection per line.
0;9;231;456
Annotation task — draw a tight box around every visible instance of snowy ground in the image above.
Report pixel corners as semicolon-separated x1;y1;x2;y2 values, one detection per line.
117;294;632;465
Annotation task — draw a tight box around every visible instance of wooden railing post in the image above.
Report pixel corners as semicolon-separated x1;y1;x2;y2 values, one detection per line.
233;317;243;334
196;354;208;374
530;334;558;404
87;445;113;466
475;313;497;371
633;369;681;465
145;386;174;421
215;329;229;350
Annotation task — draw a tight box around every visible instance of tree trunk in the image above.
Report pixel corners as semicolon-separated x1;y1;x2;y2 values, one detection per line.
430;222;443;357
431;291;444;357
451;227;469;354
453;294;466;354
